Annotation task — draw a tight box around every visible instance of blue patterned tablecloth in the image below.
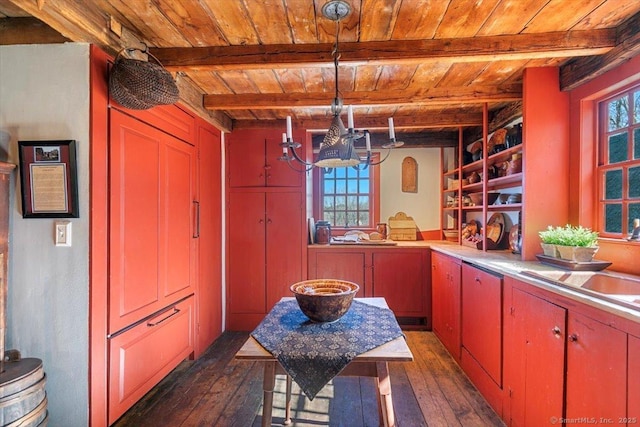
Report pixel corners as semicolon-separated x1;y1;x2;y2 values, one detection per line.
250;299;404;400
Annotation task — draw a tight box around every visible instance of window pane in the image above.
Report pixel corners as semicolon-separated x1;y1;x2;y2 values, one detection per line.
605;169;623;199
629;167;640;198
347;196;358;210
359;167;369;178
323;179;335;193
347;179;358;193
334;211;346;227
323;196;334;209
323;211;335;225
605;204;622;233
635;91;640;123
635;128;640;159
335;168;346;178
335;179;346;193
335;196;346;210
346;211;357;227
359;196;369;210
629;203;640;233
360;180;370;193
608;132;628;163
324;168;335;178
347;167;357;178
359;212;369;226
608;96;629;131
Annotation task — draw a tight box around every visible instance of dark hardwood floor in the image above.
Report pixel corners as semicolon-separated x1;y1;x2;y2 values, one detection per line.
113;331;505;426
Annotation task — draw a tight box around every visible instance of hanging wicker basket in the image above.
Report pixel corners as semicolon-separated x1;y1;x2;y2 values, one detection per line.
109;48;180;110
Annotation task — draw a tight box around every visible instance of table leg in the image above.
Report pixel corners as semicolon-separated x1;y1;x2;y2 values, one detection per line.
376;361;395;427
284;375;292;425
262;361;276;427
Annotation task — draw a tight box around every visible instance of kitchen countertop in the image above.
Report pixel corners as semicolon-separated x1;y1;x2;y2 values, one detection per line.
428;243;640;325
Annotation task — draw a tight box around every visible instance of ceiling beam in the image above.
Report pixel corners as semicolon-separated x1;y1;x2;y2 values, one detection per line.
233;110;483;132
560;11;640;91
0;17;69;45
151;30;615;72
204;86;522;110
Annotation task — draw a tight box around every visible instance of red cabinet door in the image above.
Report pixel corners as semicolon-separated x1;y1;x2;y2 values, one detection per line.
507;285;566;427
265;191;304;309
109;111;197;334
566;311;627;422
194;122;222;356
264;136;304;187
227;192;266;314
310;250;367;295
227;133;266;187
630;334;640;422
432;252;461;360
461;263;502;385
372;250;428;318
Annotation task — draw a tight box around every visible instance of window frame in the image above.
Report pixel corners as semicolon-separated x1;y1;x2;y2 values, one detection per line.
312;154;380;233
597;86;640;238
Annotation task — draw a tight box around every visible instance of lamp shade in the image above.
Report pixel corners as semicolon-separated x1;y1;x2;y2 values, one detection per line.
316;115;361;168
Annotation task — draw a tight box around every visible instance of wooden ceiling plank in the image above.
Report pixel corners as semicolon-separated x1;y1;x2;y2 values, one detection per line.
284;0;318;43
359;0;401;41
150;29;616;71
571;1;640;30
243;0;293;45
200;0;259;45
0;16;69;44
476;0;547;36
523;0;607;33
391;0;449;40
560;10;640;91
203;85;522;110
153;0;227;47
434;0;502;38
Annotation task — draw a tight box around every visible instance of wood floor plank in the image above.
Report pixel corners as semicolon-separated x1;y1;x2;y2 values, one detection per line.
113;331;504;427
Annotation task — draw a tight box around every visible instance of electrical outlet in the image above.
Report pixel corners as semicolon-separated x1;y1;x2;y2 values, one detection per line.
55;221;72;247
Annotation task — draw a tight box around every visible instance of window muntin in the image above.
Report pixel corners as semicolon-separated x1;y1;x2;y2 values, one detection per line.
599;86;640;237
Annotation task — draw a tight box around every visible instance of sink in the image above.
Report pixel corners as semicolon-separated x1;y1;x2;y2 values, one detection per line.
521;270;640;310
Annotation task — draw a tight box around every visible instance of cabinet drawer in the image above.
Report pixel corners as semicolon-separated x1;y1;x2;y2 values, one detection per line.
108;297;194;424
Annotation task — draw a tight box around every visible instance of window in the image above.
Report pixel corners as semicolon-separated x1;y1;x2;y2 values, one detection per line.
599;87;640;237
313;155;380;230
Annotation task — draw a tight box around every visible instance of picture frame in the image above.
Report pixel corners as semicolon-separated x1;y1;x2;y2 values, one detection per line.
18;140;79;218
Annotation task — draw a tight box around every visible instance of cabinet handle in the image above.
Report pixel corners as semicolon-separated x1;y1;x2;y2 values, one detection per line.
267;218;272;224
568;333;579;342
193;200;200;238
259;218;264;224
475;276;481;283
264;164;272;170
551;326;562;336
147;308;180;327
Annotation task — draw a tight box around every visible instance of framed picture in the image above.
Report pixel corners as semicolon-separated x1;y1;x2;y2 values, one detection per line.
18;140;79;218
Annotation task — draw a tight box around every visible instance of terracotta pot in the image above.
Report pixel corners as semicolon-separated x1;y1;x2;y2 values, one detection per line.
540;243;559;257
556;245;598;262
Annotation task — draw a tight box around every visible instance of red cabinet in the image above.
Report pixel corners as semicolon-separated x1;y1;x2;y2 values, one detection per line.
194;119;223;357
461;263;503;385
431;252;461;361
307;246;430;328
227;129;305;188
227;190;305;330
505;281;566;427
565;311;627;423
109;110;196;334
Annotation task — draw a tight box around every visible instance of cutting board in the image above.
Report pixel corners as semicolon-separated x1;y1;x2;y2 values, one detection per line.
388;212;417;241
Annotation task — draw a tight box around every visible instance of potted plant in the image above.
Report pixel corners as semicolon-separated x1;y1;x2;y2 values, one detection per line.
538;225;599;262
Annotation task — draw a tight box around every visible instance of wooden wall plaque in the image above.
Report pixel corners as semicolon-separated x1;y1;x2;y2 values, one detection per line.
402;156;417;193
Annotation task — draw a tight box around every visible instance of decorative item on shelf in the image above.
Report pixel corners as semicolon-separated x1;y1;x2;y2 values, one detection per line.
461;220;482;248
488;128;507;155
506;153;522;175
463;150;474;165
109;47;179;110
497;193;511;204
376;223;388;240
468;191;500;206
468;171;481;184
506;193;522;204
506;123;523;147
443;229;459;242
509;224;522;254
278;0;402;171
469;141;483;161
538;224;600;262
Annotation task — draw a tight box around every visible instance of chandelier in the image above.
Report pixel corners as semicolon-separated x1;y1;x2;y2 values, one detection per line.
279;0;403;171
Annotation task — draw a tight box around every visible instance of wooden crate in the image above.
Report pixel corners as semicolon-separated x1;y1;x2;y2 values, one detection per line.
388;212;417;241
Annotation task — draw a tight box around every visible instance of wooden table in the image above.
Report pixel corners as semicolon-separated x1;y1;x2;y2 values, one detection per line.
235;297;413;427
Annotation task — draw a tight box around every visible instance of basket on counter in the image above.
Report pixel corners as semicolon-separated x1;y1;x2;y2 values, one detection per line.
109;48;180;110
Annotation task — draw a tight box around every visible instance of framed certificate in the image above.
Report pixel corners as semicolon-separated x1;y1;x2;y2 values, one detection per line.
18;140;79;218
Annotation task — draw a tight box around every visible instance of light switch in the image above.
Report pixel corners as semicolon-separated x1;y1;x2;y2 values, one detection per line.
55;221;72;247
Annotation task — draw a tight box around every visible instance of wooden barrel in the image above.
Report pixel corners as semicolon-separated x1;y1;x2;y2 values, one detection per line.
0;358;46;426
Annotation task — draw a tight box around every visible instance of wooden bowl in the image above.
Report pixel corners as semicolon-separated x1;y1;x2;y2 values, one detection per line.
443;229;459;242
468;191;500;206
290;279;360;322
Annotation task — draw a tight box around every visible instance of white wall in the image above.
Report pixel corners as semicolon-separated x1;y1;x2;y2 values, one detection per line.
379;147;441;232
0;43;90;426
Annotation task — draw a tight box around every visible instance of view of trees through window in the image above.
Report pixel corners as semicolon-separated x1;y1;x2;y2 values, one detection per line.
600;88;640;235
321;166;371;228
